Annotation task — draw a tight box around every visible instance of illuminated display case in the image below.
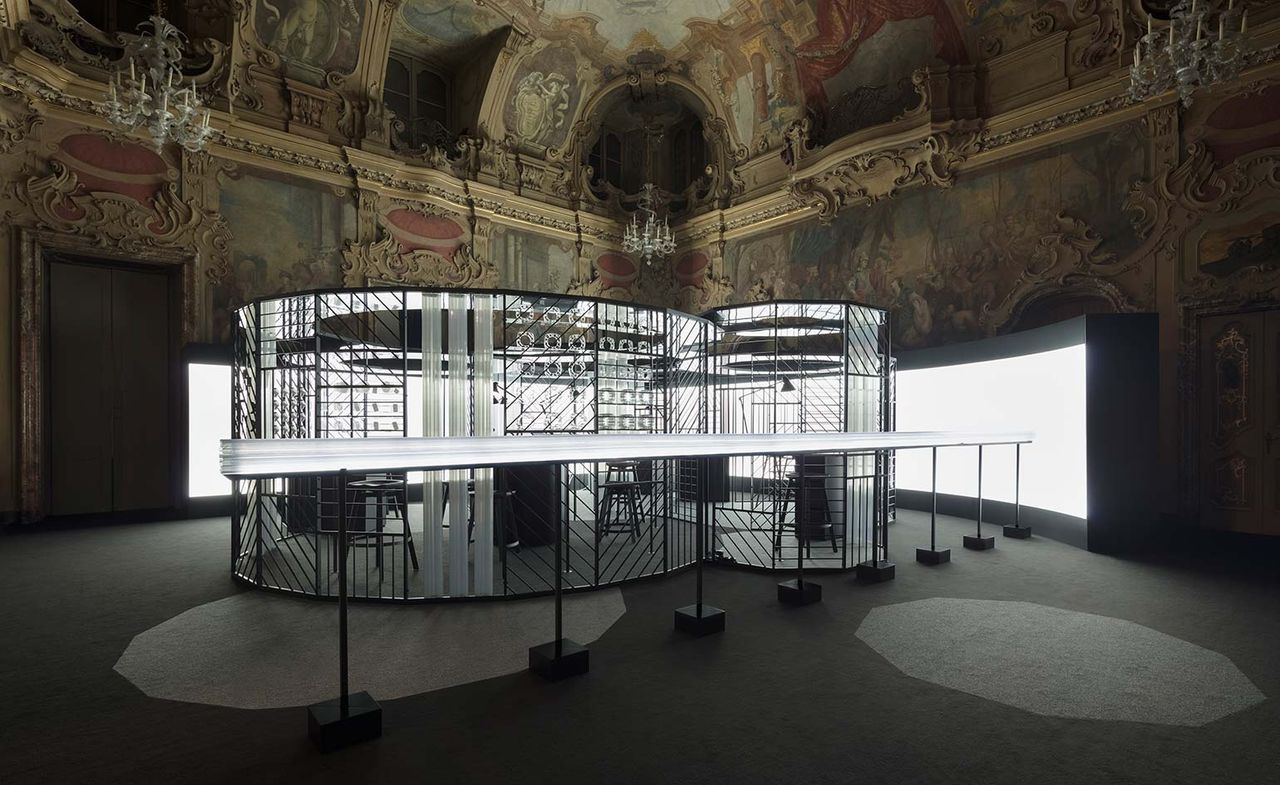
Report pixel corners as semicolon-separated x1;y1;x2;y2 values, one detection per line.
231;289;892;601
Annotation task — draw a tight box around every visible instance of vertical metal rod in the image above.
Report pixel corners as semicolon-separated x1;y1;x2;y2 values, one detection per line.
976;445;984;537
881;449;890;562
1015;443;1022;528
402;296;409;601
337;468;349;718
695;457;705;615
555;462;563;658
253;300;264;587
796;453;807;586
930;446;938;551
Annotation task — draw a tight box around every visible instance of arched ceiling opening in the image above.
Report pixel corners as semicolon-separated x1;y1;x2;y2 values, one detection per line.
394;0;990;152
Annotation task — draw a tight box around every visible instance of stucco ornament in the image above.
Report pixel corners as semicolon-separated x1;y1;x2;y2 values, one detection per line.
512;71;571;144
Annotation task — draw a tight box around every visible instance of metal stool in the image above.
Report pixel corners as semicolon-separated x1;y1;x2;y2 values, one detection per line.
344;477;418;574
597;461;649;549
442;477;520;547
774;466;838;557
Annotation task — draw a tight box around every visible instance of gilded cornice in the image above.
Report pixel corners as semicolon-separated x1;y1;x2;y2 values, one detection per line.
4;22;1280;250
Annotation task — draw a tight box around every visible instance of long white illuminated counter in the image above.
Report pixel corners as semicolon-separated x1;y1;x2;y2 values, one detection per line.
220;431;1033;479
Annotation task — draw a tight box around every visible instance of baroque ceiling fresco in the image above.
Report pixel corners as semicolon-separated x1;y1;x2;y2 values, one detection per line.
393;0;1006;148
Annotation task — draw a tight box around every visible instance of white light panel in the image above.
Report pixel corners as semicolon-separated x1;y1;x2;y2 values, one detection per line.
188;363;232;497
221;430;1031;478
895;344;1086;518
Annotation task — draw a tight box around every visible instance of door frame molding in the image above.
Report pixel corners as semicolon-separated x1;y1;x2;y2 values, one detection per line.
1182;298;1280;525
16;228;196;521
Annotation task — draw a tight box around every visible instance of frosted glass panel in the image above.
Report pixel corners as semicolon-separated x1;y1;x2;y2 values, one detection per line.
896;345;1086;518
188;363;232;497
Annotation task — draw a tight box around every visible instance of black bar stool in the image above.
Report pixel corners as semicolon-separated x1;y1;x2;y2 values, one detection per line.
774;458;838;557
443;476;521;547
344;476;418;575
596;461;649;548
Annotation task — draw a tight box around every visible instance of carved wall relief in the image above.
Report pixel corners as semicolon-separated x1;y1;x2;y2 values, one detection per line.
1212;322;1251;439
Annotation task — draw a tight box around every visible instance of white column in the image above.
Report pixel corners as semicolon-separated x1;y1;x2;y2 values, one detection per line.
471;296;495;594
446;293;470;596
422;293;445;597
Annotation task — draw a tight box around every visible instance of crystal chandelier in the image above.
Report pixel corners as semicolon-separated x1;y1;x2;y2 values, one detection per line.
622;183;676;266
1130;0;1250;107
104;14;213;152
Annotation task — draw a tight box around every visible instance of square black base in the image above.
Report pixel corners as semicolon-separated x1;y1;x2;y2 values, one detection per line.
915;548;951;565
674;604;726;636
777;578;822;605
307;691;382;753
1003;525;1032;539
528;639;590;681
964;535;996;550
855;559;897;582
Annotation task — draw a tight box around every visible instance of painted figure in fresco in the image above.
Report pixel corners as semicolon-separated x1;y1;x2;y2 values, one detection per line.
263;0;359;65
512;71;571;144
791;0;966;109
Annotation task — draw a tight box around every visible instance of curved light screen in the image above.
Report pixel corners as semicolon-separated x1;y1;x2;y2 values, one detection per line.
188;363;232;498
895;344;1086;518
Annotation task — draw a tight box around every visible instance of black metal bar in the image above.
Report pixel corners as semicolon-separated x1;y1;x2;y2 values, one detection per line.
555;462;563;659
337;468;349;718
977;445;984;538
796;452;806;586
1015;443;1021;528
402;294;409;601
931;446;937;551
254;300;264;587
881;449;889;561
696;457;705;615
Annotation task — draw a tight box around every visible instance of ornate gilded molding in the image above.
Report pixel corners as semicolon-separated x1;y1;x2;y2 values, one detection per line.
342;233;497;289
788;130;978;224
983;212;1141;332
978;93;1137;152
1;158;231;280
0;83;37;153
1125;142;1280;303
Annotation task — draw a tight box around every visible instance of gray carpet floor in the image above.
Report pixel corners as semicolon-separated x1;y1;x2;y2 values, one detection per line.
114;589;626;709
855;597;1264;726
2;510;1278;785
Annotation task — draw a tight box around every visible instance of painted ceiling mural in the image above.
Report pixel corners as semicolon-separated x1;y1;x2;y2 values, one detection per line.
392;0;987;150
391;0;508;65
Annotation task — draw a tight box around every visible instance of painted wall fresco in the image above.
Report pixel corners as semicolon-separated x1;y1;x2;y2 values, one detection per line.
215;168;355;338
1188;83;1280;166
53;134;171;205
255;0;365;84
504;45;579;149
490;225;576;293
724;122;1150;347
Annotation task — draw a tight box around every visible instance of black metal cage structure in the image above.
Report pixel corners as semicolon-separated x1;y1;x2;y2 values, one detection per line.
704;302;894;572
231;289;892;601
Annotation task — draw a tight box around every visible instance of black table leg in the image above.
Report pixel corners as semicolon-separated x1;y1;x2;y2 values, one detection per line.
307;469;382;752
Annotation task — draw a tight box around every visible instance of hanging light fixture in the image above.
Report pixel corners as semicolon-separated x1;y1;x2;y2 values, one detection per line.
1130;0;1251;107
622;183;676;266
104;10;213;152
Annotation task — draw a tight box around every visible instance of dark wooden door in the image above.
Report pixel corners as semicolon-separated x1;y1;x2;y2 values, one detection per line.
48;260;172;515
1199;310;1280;535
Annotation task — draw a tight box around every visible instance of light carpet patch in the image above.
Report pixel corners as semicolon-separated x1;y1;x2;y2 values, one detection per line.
115;589;625;709
855;598;1265;726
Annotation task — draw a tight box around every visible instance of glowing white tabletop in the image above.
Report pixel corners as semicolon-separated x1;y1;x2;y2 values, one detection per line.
220;431;1033;479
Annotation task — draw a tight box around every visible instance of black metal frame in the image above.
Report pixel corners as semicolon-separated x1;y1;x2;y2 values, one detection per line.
702;301;894;574
231;288;896;603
